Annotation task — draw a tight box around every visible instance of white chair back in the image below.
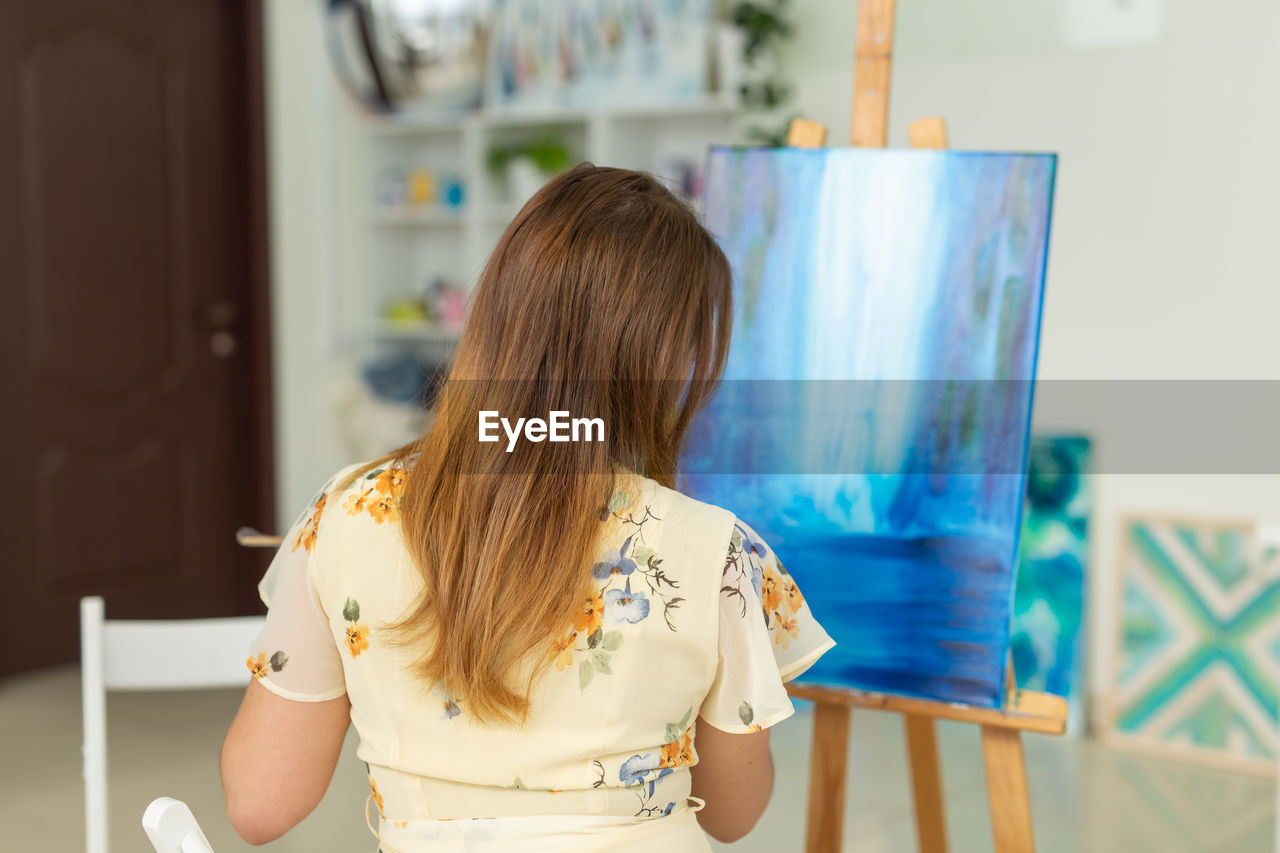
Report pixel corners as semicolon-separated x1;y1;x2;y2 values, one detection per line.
141;797;215;853
80;596;264;853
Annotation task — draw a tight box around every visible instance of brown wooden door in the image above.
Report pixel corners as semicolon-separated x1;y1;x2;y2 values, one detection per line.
0;0;274;675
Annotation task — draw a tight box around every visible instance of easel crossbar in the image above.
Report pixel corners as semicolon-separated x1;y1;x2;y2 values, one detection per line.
786;683;1067;736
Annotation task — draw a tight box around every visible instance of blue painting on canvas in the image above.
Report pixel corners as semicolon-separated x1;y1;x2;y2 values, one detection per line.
685;148;1057;708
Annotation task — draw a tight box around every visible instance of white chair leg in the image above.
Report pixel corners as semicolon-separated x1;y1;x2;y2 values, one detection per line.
81;596;109;853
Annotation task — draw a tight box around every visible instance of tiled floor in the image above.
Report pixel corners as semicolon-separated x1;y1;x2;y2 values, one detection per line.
2;666;1274;851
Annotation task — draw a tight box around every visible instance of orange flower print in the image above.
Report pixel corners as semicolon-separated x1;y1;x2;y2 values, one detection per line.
344;488;372;516
367;494;399;524
762;567;783;613
549;632;576;671
773;614;799;649
343;597;370;658
782;577;804;614
659;733;694;769
293;517;317;553
346;623;370;658
291;493;327;553
246;650;288;680
370;777;385;819
373;467;406;496
572;590;604;636
246;653;269;680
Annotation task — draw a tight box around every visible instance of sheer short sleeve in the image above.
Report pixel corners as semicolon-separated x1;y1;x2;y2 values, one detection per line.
244;489;346;703
699;520;835;733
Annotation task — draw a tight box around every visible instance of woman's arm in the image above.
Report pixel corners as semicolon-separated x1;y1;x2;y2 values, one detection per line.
689;723;774;843
220;680;352;845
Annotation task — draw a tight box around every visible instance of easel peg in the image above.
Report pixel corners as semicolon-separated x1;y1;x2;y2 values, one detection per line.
908;117;950;150
787;118;829;148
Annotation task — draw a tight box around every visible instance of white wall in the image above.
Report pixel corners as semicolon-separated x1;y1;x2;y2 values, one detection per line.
784;0;1280;707
264;0;366;520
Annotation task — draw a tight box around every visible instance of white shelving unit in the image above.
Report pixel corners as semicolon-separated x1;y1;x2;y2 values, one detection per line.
352;96;741;349
329;96;741;456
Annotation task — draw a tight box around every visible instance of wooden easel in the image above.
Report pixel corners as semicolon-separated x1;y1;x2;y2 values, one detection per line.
782;2;1067;852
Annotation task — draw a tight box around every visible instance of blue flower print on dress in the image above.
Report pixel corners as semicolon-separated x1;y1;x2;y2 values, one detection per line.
617;752;675;817
604;579;650;624
592;535;638;580
619;752;659;786
735;524;766;598
431;682;462;720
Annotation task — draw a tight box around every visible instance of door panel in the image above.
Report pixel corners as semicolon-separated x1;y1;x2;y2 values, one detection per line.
0;0;273;675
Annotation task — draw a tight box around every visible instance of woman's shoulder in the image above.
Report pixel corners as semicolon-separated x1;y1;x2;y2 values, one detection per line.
321;458;410;526
287;458;411;543
621;476;741;544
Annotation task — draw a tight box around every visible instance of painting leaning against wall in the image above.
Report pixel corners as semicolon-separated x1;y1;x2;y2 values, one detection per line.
684;147;1057;709
1104;516;1280;771
1011;435;1091;727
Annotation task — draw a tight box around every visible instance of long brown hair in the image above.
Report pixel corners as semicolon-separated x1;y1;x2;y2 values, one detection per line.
354;165;732;723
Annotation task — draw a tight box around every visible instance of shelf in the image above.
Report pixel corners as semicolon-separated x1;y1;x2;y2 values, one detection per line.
366;113;466;138
364;96;739;139
373;321;462;344
371;207;467;227
476;105;592;129
483;202;524;227
604;96;738;121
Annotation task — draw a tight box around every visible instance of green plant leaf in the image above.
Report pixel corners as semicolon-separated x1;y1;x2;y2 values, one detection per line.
588;627;603;649
633;546;656;566
591;650;612;674
342;598;360;623
602;631;623;651
579;658;594;689
739;701;754;726
525;138;570;174
269;650;289;672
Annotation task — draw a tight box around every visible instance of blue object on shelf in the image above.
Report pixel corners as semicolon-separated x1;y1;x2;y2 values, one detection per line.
442;177;465;208
362;355;448;406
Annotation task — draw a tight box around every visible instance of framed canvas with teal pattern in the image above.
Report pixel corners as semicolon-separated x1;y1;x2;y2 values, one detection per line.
1105;516;1280;771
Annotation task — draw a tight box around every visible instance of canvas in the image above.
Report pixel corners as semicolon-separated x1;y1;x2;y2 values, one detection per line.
1106;517;1280;770
685;147;1057;708
1011;435;1091;721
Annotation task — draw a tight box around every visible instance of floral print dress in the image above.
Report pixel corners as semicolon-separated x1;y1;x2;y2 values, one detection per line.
247;462;834;852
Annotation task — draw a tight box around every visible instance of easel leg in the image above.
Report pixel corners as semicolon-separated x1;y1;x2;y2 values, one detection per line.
805;701;851;853
905;715;947;853
980;725;1035;853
